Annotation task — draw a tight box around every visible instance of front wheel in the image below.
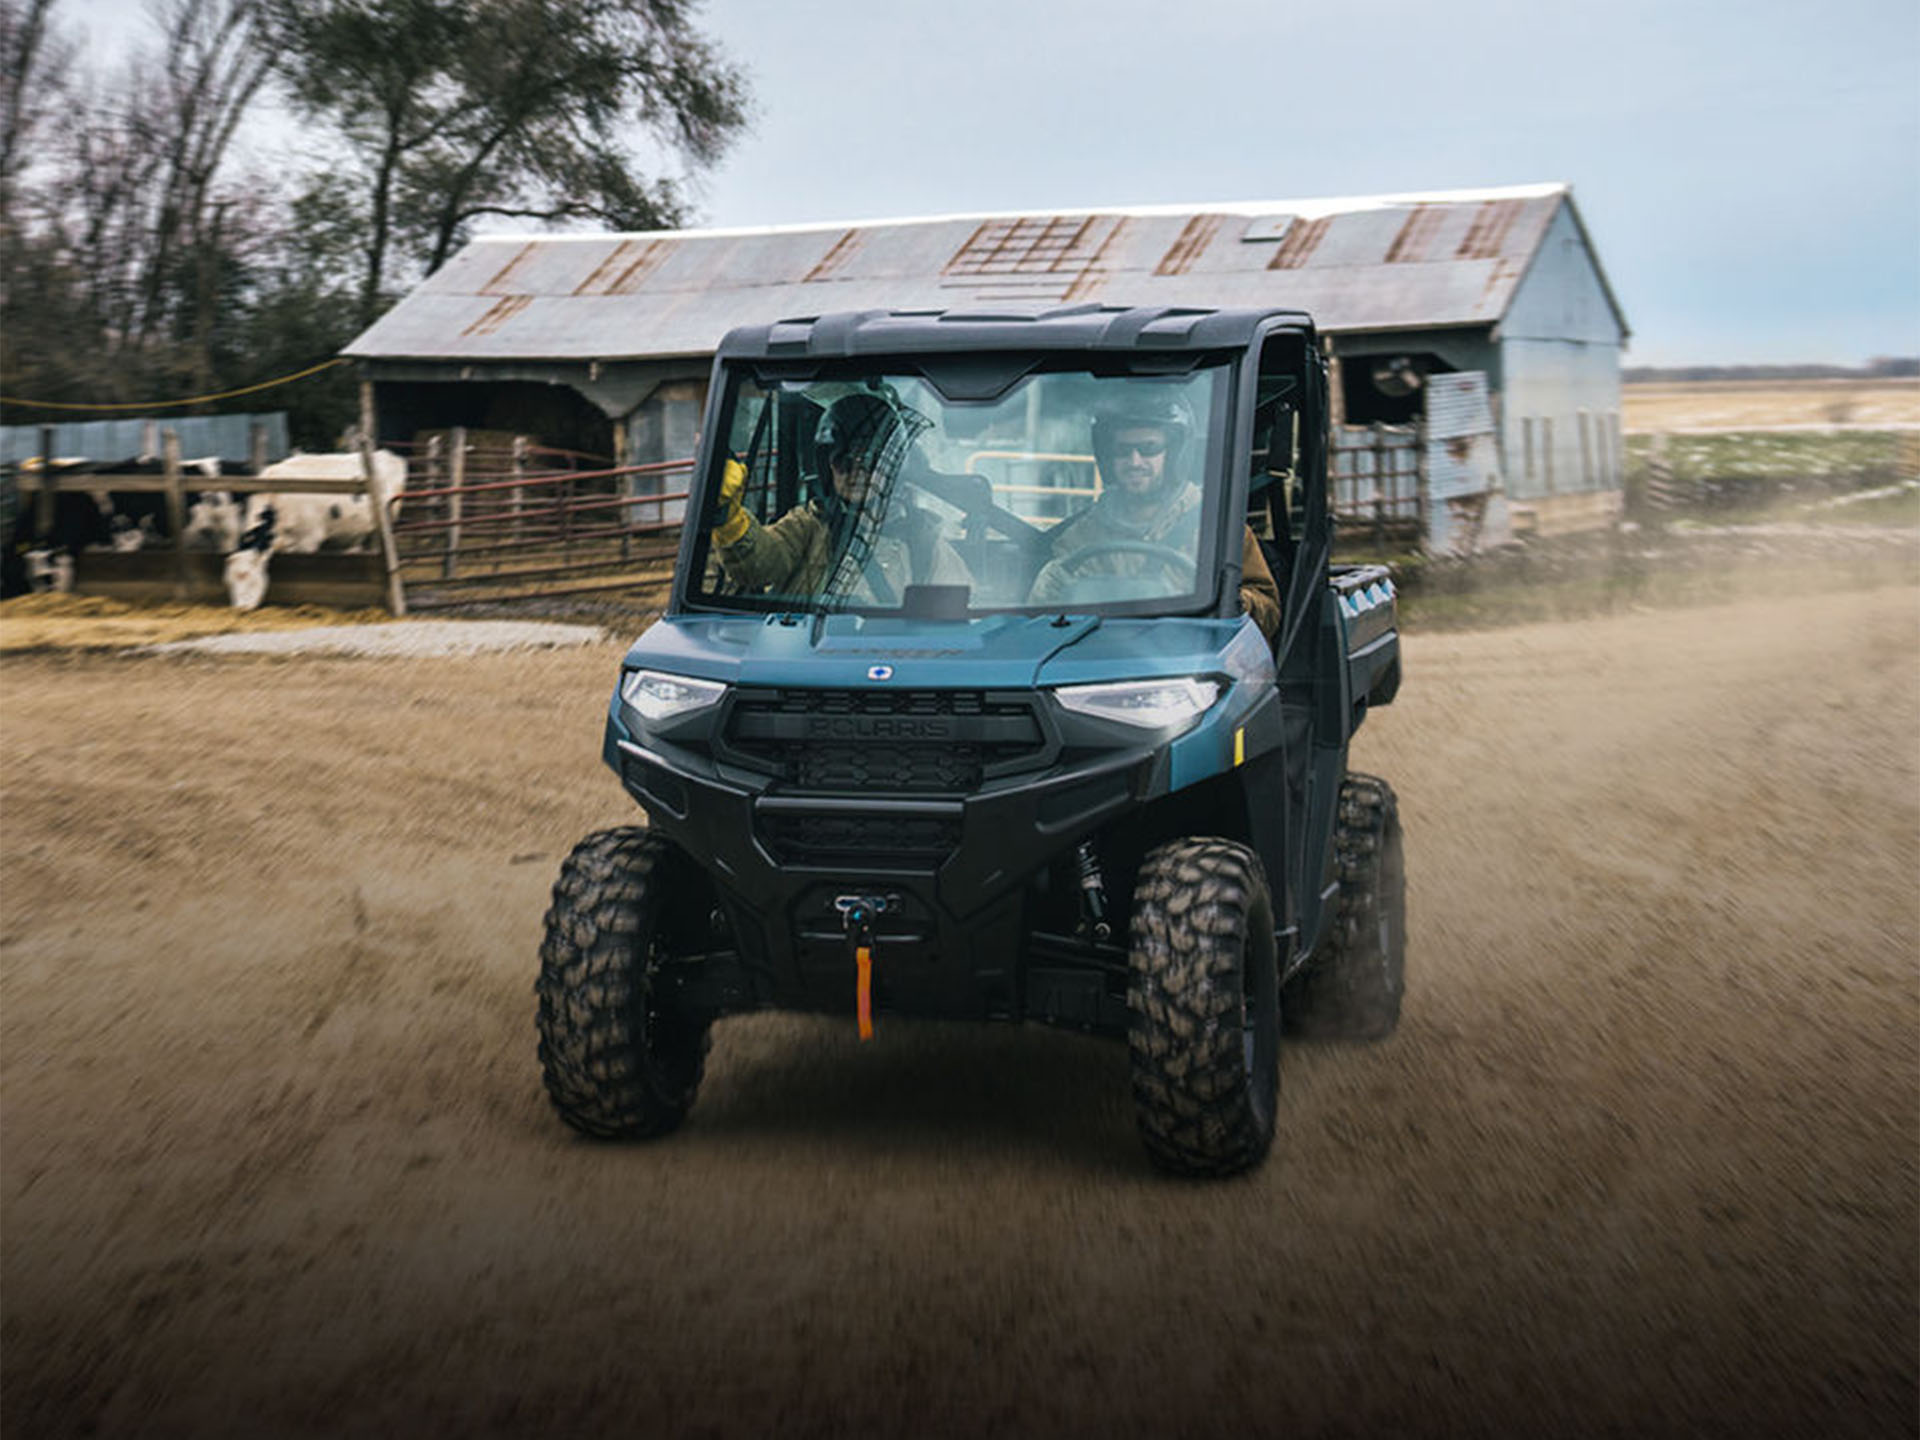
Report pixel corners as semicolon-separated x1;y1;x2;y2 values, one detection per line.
1126;838;1280;1178
536;827;712;1139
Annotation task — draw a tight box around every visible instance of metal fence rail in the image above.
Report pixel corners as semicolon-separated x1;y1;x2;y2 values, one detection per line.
386;430;691;609
1330;423;1422;545
10;419;1448;612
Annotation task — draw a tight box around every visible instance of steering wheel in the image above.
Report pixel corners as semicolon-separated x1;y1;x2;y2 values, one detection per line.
1044;540;1193;589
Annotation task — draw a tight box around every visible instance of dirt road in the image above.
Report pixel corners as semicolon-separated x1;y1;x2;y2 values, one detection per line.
3;585;1916;1438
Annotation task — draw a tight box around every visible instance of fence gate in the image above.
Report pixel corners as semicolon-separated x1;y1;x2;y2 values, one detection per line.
390;430;691;611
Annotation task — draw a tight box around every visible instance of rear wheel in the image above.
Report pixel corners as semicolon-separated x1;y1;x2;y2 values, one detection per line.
536;827;711;1138
1126;838;1280;1178
1283;773;1406;1040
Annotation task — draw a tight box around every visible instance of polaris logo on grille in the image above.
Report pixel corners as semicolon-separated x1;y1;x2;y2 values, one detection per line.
867;665;894;681
806;717;953;739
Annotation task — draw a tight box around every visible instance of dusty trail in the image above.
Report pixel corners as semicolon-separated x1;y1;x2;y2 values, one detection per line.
2;586;1916;1437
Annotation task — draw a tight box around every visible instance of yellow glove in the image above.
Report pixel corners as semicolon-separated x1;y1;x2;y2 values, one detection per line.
712;458;751;546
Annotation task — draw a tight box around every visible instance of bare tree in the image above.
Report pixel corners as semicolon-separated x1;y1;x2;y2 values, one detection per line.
3;0;277;402
134;0;275;361
0;0;74;220
268;0;749;327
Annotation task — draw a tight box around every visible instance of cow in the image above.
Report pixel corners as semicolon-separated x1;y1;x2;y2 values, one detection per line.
224;450;407;610
104;455;228;551
183;490;245;551
3;455;238;596
6;459;120;593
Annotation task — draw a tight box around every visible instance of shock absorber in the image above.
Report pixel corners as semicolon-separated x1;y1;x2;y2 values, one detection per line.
1075;841;1112;943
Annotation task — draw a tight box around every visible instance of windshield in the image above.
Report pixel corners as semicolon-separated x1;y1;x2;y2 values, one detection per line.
685;362;1231;617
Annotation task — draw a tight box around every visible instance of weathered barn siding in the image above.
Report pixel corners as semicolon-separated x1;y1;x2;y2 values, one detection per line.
1498;203;1628;523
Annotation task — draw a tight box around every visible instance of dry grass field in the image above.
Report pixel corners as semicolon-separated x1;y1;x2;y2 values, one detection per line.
1623;378;1920;432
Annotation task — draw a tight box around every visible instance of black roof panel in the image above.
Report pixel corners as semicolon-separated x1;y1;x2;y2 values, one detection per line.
716;306;1316;361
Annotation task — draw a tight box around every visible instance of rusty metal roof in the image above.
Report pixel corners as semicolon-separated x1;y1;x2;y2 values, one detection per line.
347;183;1624;363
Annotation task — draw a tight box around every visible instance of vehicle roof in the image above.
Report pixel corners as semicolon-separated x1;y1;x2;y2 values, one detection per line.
714;305;1316;361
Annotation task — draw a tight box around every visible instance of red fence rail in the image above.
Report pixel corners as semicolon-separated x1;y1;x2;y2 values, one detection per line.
385;431;692;610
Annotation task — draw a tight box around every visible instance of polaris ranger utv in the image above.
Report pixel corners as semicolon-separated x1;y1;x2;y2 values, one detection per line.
537;305;1405;1177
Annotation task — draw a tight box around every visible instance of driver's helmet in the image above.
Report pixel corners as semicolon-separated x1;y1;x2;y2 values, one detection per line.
1090;389;1196;496
815;392;901;477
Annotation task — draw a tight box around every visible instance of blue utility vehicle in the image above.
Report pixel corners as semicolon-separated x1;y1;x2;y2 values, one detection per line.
537;306;1404;1176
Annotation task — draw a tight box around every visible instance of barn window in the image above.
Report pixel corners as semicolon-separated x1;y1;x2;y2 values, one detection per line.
1339;351;1452;426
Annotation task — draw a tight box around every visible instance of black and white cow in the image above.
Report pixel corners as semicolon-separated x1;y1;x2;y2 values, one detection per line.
224;450;408;610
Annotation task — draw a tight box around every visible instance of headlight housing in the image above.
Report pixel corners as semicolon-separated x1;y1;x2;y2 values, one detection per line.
1052;677;1221;732
620;669;727;724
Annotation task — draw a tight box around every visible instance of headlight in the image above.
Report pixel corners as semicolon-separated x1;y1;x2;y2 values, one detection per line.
620;669;727;723
1053;677;1221;731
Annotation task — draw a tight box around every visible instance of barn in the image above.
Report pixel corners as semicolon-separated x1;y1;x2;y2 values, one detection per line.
345;181;1629;553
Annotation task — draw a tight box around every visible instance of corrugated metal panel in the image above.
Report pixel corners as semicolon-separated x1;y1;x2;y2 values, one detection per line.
1309;206;1409;268
480;242;541;295
1424;373;1504;555
1386;204;1446;263
346;186;1596;361
942;215;1128;301
1425;371;1495;440
804;229;862;282
1267;216;1329;270
463;294;534;337
1;412;291;467
1456;199;1525;259
574;239;673;295
1062;217;1132;301
1156;215;1225;275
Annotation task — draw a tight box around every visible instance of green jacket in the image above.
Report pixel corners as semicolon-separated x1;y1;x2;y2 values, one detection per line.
718;499;970;602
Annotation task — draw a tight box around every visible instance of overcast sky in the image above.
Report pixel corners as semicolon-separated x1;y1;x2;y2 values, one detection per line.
59;0;1920;366
686;0;1919;367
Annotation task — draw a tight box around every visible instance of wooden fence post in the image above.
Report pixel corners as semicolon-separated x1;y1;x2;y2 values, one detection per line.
611;420;632;561
1371;422;1388;548
511;434;528;548
1413;419;1430;553
360;378;407;616
36;425;54;535
162;429;189;600
445;426;467;579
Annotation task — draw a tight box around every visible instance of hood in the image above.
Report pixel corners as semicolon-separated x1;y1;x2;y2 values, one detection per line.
622;612;1107;690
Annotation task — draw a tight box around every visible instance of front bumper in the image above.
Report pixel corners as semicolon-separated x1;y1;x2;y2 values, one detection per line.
610;721;1157;1025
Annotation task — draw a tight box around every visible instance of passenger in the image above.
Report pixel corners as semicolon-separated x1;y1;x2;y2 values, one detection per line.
1029;392;1281;642
710;391;970;603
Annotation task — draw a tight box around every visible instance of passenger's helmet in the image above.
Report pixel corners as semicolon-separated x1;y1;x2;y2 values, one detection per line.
815;392;900;474
1091;388;1196;489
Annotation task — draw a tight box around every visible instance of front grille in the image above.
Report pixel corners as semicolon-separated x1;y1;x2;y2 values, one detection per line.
792;743;983;791
759;812;962;866
726;688;1045;794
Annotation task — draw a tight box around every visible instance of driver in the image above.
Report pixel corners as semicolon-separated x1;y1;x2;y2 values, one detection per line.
710;391;971;602
1028;392;1281;642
